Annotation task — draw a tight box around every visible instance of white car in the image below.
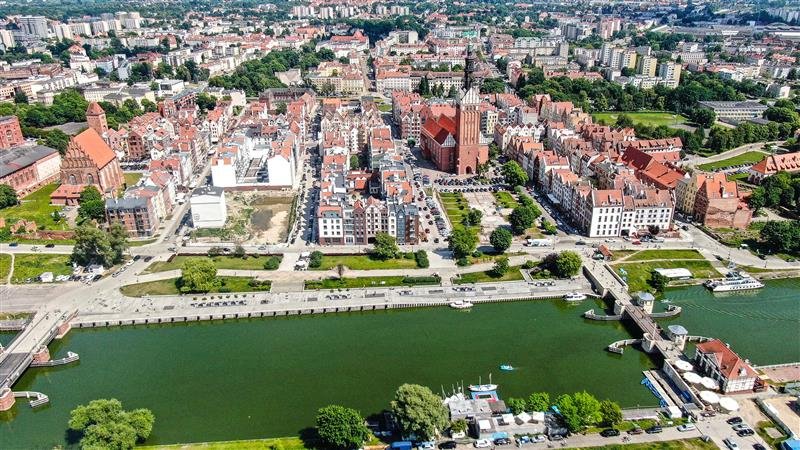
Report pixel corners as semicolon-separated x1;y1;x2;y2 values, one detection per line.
724;438;739;450
420;442;435;450
677;424;696;432
531;435;546;443
474;440;492;448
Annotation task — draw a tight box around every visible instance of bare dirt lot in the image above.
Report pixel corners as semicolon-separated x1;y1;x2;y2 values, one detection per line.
193;192;295;244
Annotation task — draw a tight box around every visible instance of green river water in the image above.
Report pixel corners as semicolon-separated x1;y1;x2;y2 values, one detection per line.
0;279;797;448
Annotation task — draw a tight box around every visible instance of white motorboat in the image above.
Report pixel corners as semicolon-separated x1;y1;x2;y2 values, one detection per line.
449;300;474;309
563;292;587;301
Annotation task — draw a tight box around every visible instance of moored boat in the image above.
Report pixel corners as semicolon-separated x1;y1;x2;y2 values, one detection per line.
704;269;764;292
449;300;474;309
499;364;514;371
563;292;587;301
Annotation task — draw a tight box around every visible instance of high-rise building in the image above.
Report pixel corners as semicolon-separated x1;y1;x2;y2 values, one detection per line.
658;62;682;83
18;16;49;38
636;55;658;77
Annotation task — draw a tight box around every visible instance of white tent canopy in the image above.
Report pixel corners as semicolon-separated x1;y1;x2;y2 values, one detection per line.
515;412;532;424
683;372;703;384
701;377;720;390
719;397;739;411
530;411;545;422
674;360;694;372
700;390;720;404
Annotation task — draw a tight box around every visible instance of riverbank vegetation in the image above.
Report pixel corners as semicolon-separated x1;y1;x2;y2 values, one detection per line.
612;259;720;293
120;276;268;297
304;275;440;290
452;263;524;284
68;398;154;449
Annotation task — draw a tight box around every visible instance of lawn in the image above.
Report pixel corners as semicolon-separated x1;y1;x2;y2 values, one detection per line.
123;172;143;186
11;253;73;284
592;111;688;128
453;266;525;284
120;276;269;297
312;254;419;271
143;255;282;273
304;275;440;290
612;260;720;293
129;238;158;247
438;192;480;234
493;190;519;209
623;249;705;262
141;436;310;450
582;438;717;450
0;253;10;281
0;183;69;231
698;151;766;171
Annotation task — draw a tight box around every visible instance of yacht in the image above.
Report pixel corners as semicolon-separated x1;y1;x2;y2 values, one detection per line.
499;364;514;371
469;375;498;392
704;270;764;292
563;292;587;301
449;300;474;309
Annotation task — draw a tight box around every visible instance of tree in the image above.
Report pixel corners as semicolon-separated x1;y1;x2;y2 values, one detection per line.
647;224;660;236
760;220;800;254
555;394;581;432
391;384;448;440
649;270;669;292
690;108;716;128
233;244;246;258
552;251;582;278
615;114;635;129
491;256;509;277
502;161;528;187
14;90;28;104
68;398;154;449
309;251;323;268
180;258;220;293
372;232;399;260
195;92;217;113
72;226;122;267
0;184;18;209
448;228;477;259
509;206;538;235
572;391;603;429
315;405;371;450
599;400;623;427
507;397;527;414
275;101;288;115
527;392;550;412
490;227;513;253
264;256;281;270
415;250;429;268
462;208;483;226
108;222;129;264
78;198;106;224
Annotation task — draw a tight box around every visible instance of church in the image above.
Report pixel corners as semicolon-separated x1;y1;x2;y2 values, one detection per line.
419;47;489;175
50;102;125;205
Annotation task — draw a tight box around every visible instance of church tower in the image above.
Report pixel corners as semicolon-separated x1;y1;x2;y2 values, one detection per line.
454;45;486;175
86;102;108;136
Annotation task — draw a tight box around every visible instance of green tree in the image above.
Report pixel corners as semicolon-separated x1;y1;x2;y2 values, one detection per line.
553;251;582;278
233;244;246;258
391;384;448;440
372;232;399;260
572;391;603;429
415;250;429;268
195;92;217;113
41;129;70;154
0;184;18;209
690;108;716;128
649;270;669;292
760;220;800;254
556;394;581;431
462;208;483;226
108;222;129;264
14;90;28;104
508;206;538;235
309;251;323;268
490;227;513;253
599;399;623;427
315;405;371;450
275;101;288;115
180;258;220;293
502;161;528;187
72;226;117;267
615;114;635;129
264;256;281;270
507;397;527;414
527;392;550;412
68;398;154;449
448;228;478;259
491;256;509;277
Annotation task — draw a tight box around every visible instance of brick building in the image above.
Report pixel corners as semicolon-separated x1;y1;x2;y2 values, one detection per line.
0;116;25;150
51;128;125;205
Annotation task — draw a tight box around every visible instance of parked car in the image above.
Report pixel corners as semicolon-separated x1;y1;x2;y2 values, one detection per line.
438;441;457;449
627;427;644;435
8;242;18;247
420;442;436;449
753;444;766;450
474;439;492;448
494;438;511;446
724;438;740;450
677;424;696;432
645;426;662;434
45;243;55;248
737;429;755;437
530;435;546;444
700;411;716;417
600;429;620;437
727;417;743;425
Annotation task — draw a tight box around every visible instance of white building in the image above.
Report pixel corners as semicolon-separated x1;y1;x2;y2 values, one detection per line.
190;186;227;228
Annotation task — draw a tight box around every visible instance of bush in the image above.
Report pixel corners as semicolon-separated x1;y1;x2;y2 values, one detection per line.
403;251;415;259
523;260;537;269
415;250;429;268
309;251;323;268
263;256;281;270
402;276;440;285
456;257;470;266
472;250;483;258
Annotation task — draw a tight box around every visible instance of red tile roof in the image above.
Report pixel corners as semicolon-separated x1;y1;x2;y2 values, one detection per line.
71;128;116;169
696;339;757;380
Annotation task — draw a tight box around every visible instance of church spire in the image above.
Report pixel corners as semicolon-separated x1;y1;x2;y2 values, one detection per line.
464;44;476;91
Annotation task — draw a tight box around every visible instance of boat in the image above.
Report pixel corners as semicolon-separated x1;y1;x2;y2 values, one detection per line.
499;364;514;371
704;265;764;292
449;300;474;309
468;375;498;392
563;292;587;301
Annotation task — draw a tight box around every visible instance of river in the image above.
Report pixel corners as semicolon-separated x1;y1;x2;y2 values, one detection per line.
1;279;798;448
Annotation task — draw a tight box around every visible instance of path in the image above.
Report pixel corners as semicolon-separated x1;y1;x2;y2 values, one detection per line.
683;141;777;167
4;252;14;285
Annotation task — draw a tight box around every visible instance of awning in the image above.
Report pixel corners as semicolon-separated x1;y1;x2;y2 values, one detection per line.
719;397;739;411
700;390;720;404
700;377;720;390
515;412;532;423
683;372;702;384
673;360;694;372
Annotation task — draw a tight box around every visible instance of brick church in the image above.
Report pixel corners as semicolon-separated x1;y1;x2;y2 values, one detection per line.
51;102;124;205
420;47;489;175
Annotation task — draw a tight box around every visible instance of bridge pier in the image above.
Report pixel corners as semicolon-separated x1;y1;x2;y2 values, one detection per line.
641;333;658;353
32;346;50;364
0;387;15;411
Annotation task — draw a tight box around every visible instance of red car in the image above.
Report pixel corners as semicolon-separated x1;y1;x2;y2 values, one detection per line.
632;240;642;245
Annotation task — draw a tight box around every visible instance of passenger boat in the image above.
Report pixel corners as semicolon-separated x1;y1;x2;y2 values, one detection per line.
449;300;474;309
704;269;764;292
499;364;514;371
563;292;587;301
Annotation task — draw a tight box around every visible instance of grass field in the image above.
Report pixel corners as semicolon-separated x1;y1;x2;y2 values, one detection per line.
0;253;10;281
123;172;143;186
622;249;705;262
698;151;766;171
453;266;525;284
312;254;419;271
120;276;268;297
592;111;687;128
143;255;282;273
493;190;519;209
304;275;440;290
11;253;73;284
613;260;720;293
141;436;310;450
0;183;69;231
582;438;717;450
439;192;481;234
